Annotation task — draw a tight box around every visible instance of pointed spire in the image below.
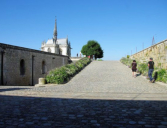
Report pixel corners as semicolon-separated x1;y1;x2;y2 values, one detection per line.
53;17;57;41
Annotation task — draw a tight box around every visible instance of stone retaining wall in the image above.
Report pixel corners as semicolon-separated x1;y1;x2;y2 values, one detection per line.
130;39;167;69
0;43;69;86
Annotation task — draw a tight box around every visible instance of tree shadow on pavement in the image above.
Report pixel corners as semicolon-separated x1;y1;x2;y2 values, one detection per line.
0;95;167;127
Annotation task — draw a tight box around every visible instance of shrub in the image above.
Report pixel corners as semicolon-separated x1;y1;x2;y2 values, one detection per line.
156;69;166;82
97;59;103;61
162;74;167;83
121;57;167;83
120;57;167;83
121;58;149;75
46;67;68;84
75;61;84;71
120;57;133;68
64;64;78;76
46;57;91;84
137;63;148;75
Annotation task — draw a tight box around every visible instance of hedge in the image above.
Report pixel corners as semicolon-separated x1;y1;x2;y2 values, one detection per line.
46;57;91;84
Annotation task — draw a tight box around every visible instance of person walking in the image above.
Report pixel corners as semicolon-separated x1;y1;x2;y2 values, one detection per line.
80;52;82;57
148;58;155;83
132;60;137;77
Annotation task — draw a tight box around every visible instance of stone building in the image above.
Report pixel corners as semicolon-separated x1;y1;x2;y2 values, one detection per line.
131;39;167;69
41;19;71;57
0;43;69;86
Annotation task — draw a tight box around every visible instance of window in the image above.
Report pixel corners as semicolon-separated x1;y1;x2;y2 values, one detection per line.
42;61;46;74
47;48;51;53
62;58;64;65
59;48;62;55
20;59;25;75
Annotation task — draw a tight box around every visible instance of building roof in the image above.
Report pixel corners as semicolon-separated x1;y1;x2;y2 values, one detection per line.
57;38;67;45
46;39;54;44
45;38;68;46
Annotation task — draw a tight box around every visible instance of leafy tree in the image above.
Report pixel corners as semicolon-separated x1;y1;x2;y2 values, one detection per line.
81;45;88;56
81;40;103;60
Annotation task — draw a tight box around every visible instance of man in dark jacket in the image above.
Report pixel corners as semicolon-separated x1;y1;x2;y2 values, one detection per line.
148;58;155;83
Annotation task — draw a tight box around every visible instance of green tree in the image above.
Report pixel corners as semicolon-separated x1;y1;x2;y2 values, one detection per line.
81;45;88;56
81;40;103;60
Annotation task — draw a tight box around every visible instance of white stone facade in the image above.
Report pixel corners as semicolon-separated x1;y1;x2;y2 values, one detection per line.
41;19;71;57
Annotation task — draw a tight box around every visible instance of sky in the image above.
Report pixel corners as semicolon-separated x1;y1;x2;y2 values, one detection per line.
0;0;167;60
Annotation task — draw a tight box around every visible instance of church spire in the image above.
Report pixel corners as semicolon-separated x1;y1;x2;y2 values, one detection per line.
53;18;57;41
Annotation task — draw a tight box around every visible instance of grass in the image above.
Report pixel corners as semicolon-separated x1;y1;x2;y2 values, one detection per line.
97;59;103;61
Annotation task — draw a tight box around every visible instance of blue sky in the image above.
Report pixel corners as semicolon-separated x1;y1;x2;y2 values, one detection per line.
0;0;167;60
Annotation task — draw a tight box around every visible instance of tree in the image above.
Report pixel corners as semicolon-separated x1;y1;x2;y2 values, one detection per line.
81;40;103;60
81;45;88;56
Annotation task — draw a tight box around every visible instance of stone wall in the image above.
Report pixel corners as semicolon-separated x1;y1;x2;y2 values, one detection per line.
130;39;167;69
0;43;69;86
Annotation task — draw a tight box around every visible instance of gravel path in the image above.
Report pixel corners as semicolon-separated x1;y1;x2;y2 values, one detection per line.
1;61;167;127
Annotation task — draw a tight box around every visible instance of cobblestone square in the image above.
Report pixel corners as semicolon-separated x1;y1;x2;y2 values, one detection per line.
1;61;167;127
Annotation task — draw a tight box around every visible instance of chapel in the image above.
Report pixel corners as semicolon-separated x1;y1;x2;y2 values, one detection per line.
41;19;71;57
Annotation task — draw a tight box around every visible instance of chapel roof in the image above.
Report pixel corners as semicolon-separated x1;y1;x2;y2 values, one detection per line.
45;38;68;45
46;39;54;44
57;38;67;45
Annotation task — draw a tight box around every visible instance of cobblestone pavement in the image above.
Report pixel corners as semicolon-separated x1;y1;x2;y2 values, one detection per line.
1;61;167;127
